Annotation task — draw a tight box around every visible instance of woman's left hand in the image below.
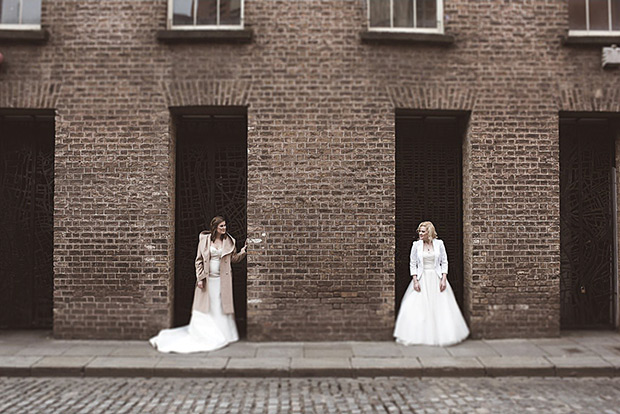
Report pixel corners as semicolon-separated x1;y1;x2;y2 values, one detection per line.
439;277;447;292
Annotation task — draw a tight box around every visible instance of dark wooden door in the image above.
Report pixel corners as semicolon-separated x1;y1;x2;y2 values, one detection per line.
560;117;616;329
0;113;54;329
174;113;247;335
395;114;465;314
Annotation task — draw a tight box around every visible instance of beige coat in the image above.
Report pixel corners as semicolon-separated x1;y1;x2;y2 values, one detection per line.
193;231;246;314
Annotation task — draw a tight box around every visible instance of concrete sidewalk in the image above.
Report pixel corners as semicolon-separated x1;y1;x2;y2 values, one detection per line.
1;330;619;378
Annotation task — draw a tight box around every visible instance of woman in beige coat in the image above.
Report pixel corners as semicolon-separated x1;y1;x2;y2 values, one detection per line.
150;216;247;353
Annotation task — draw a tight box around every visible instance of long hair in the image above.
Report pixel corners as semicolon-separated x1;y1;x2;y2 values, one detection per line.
417;221;438;240
209;216;227;242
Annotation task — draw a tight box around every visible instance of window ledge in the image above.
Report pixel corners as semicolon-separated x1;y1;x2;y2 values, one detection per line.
0;29;49;43
562;35;620;46
157;29;253;43
360;30;454;45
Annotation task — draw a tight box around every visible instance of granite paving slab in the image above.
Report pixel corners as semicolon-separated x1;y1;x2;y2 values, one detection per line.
546;356;616;376
397;345;451;358
0;346;23;356
528;341;596;357
109;345;162;357
16;344;72;357
478;356;555;376
290;358;351;377
85;357;161;377
483;339;548;357
304;344;353;358
562;331;620;345
154;356;228;377
225;357;290;376
419;357;485;376
578;344;620;358
62;345;119;357
350;342;403;358
351;357;422;377
31;356;93;376
207;342;259;358
256;344;304;358
601;356;620;371
0;356;41;376
445;340;500;357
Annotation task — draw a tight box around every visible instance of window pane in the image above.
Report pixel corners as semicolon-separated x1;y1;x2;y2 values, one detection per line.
369;0;390;28
22;0;41;24
220;0;241;25
612;0;620;30
0;0;20;24
196;0;217;25
589;0;610;30
393;0;413;28
568;0;587;30
173;0;194;26
416;0;437;28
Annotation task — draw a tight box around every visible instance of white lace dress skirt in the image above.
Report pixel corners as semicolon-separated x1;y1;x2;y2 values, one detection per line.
150;248;239;353
394;251;469;346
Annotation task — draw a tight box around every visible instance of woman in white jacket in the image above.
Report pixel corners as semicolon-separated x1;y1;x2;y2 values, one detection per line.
394;221;469;346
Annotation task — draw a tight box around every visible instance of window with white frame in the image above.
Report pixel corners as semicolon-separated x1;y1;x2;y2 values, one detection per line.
0;0;41;29
169;0;243;29
368;0;443;33
569;0;620;35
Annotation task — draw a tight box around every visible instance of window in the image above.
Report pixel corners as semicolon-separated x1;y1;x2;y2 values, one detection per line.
368;0;443;33
168;0;243;29
0;0;41;29
569;0;620;35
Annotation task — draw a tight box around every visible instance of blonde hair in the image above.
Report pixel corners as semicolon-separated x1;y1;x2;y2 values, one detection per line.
417;221;437;240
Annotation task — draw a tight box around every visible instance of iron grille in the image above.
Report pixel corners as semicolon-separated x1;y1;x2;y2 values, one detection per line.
395;114;465;314
560;117;616;329
174;114;247;335
0;113;54;329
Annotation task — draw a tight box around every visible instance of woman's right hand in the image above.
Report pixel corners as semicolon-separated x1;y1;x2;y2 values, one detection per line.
413;278;421;292
197;280;204;289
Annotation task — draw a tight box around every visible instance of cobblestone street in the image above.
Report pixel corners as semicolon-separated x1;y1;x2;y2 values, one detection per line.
1;377;619;413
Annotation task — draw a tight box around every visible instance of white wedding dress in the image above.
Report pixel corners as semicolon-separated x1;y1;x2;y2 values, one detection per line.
394;249;469;346
149;245;239;353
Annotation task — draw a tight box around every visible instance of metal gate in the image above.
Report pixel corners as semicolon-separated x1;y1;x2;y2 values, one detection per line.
174;112;247;335
0;112;54;329
395;113;465;314
560;117;616;329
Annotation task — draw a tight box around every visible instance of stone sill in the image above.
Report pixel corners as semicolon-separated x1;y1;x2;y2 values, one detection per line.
360;30;454;45
0;29;49;43
562;35;620;46
157;29;253;43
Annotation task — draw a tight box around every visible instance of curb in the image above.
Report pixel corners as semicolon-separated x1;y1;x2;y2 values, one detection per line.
1;365;619;378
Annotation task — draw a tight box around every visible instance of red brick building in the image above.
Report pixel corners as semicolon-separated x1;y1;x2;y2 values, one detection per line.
1;0;619;340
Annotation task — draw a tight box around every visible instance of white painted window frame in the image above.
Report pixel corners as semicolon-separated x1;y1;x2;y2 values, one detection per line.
569;0;620;36
167;0;244;30
367;0;444;34
0;0;41;30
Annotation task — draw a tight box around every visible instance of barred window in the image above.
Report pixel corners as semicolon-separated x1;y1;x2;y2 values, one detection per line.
368;0;443;32
169;0;243;29
569;0;620;34
0;0;41;28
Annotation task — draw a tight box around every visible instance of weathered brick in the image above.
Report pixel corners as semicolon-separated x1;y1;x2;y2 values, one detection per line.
1;0;618;340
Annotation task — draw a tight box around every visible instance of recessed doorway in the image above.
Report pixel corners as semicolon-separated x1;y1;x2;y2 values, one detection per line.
0;111;54;329
174;108;248;336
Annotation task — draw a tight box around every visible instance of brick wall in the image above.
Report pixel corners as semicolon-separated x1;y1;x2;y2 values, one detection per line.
1;0;618;339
